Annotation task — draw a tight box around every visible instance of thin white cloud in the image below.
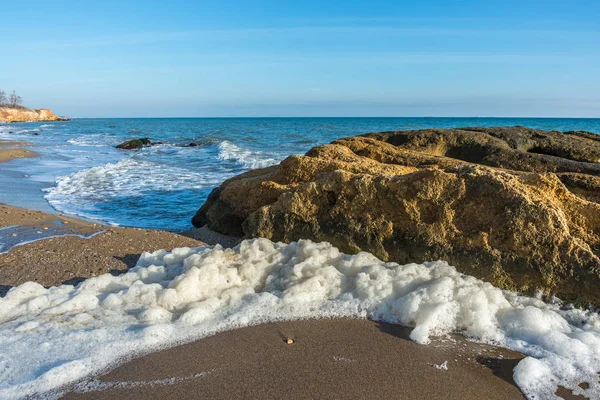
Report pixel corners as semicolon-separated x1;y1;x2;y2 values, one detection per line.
9;24;600;50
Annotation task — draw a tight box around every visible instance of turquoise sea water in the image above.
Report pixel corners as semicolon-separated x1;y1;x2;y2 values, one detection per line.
1;117;599;231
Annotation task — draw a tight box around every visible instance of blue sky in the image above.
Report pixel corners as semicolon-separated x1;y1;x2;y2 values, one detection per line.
1;0;599;117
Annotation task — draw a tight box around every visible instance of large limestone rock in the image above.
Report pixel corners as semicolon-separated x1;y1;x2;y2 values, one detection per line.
193;126;600;306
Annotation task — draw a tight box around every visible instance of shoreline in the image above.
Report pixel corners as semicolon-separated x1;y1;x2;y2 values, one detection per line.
0;203;206;294
63;318;526;400
0;139;39;163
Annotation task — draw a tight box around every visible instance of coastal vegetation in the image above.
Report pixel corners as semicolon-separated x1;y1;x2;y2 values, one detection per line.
0;90;24;109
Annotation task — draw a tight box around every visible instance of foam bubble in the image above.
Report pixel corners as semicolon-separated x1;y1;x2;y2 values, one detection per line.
1;239;599;399
217;140;278;169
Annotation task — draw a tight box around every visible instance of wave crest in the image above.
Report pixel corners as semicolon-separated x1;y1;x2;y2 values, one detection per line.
217;141;278;169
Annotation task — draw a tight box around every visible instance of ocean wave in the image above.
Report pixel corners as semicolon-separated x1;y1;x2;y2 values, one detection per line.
43;158;213;220
217;141;279;169
0;239;599;399
67;135;116;147
182;137;222;147
15;129;40;134
0;126;12;139
45;158;210;198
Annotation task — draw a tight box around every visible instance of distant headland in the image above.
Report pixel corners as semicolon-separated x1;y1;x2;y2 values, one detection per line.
0;89;68;123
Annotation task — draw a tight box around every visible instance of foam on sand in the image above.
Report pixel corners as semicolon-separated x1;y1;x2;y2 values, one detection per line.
1;239;599;399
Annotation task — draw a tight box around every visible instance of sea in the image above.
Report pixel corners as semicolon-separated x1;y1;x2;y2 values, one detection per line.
1;117;600;232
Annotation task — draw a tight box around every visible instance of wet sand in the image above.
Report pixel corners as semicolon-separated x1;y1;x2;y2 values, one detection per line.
0;203;205;295
63;318;526;400
0;140;39;162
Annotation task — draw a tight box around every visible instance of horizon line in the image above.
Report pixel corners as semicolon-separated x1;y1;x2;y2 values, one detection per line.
65;115;600;119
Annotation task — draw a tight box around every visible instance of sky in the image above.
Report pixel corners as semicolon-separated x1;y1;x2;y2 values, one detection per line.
1;0;599;117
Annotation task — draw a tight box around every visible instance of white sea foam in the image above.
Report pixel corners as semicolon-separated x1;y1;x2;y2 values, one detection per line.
14;129;40;134
0;230;106;254
1;239;599;399
43;158;211;215
67;135;116;147
72;371;213;393
217;140;279;169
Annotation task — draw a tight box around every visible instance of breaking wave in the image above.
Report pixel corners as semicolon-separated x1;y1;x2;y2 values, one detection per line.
42;158;214;227
217;141;279;169
67;135;117;147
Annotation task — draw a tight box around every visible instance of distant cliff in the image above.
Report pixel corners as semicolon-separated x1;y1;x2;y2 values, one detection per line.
0;107;68;123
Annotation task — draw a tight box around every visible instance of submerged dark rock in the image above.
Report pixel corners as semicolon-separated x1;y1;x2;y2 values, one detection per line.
193;126;600;306
116;138;153;150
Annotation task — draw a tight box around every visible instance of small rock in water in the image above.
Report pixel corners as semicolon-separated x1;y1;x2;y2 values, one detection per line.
116;138;153;150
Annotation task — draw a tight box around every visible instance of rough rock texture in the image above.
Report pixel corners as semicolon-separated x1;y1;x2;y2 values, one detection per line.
116;138;153;150
194;126;600;306
0;107;68;123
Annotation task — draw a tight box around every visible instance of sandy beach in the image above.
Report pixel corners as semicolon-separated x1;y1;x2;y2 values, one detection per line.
63;319;526;400
0;140;39;163
0;203;532;400
0;203;204;295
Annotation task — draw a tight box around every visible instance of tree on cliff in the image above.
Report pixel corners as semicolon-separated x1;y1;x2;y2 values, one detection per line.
8;91;23;108
0;90;6;106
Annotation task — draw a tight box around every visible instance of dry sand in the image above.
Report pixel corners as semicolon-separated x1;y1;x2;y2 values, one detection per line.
0;203;205;295
63;318;526;400
0;140;39;162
